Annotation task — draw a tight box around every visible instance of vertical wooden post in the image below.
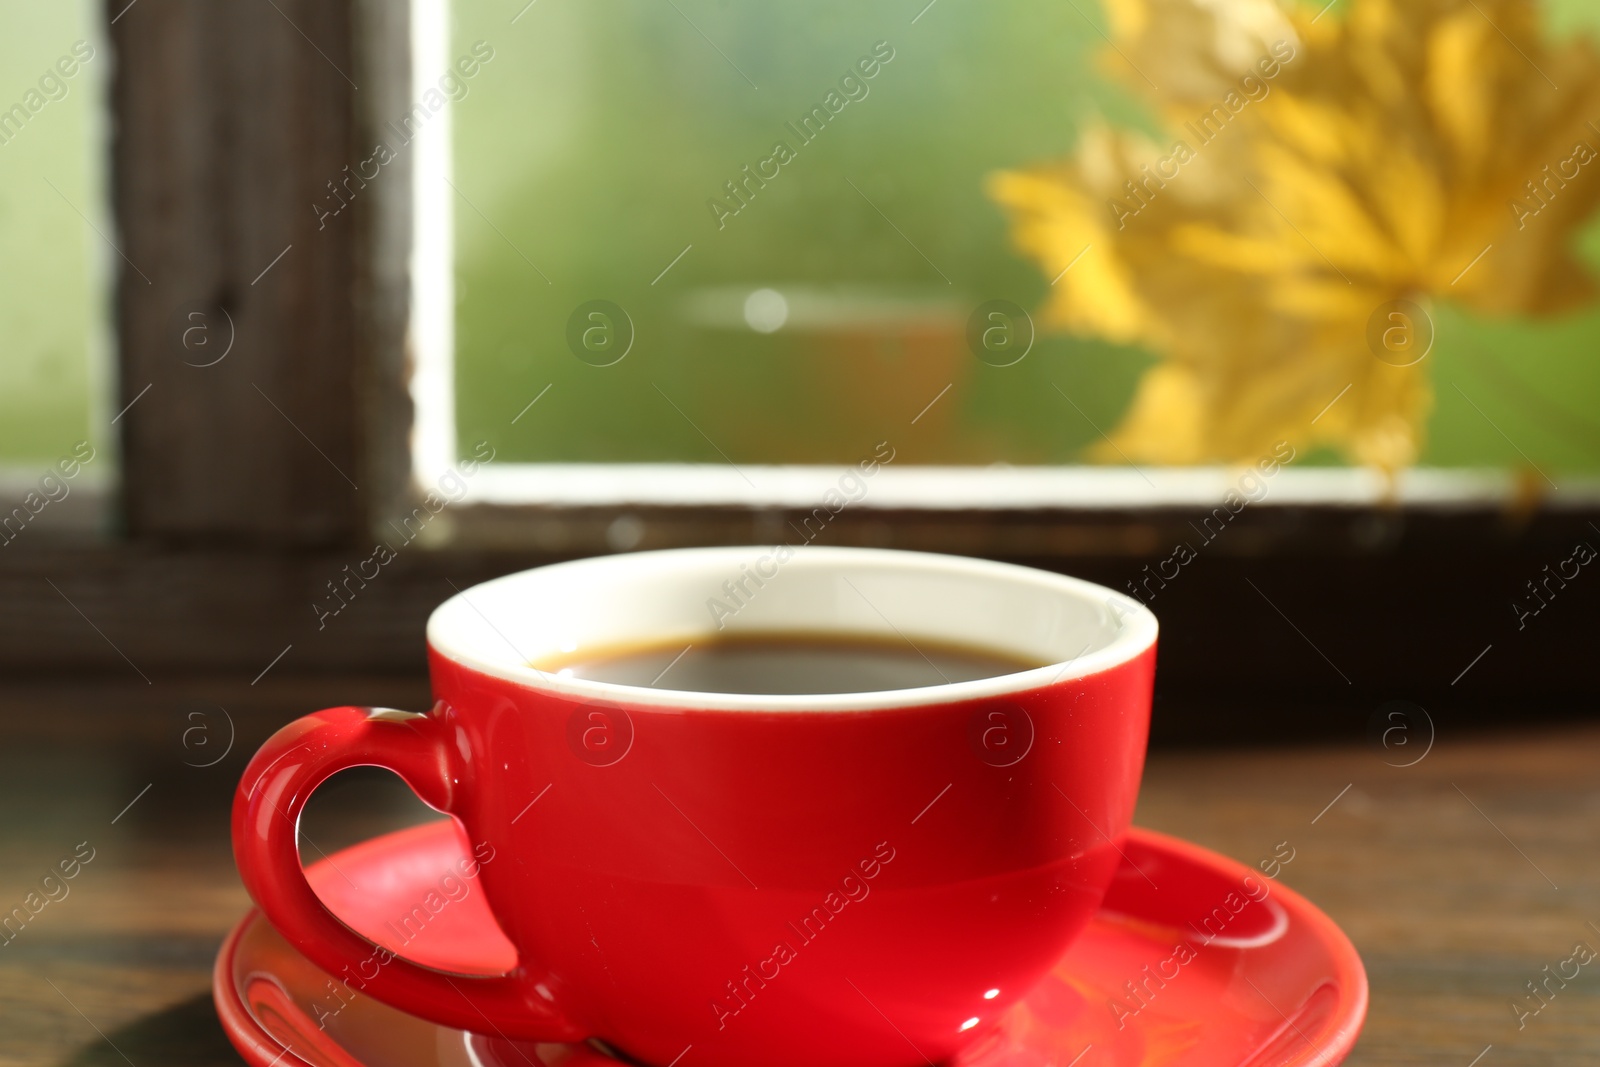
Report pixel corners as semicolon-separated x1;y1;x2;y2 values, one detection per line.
110;0;407;546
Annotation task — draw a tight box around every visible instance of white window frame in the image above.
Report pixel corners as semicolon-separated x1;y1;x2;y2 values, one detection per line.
406;0;1600;516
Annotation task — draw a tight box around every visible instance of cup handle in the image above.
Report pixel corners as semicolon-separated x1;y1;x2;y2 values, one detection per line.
231;705;584;1040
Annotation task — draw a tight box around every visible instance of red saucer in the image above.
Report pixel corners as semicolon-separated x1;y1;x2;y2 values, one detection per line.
215;821;1366;1067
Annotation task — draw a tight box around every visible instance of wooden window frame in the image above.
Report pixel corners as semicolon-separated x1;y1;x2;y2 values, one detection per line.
0;0;1593;736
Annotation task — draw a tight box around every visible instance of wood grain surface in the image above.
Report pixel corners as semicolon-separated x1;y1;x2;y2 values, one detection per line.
0;676;1593;1066
1;530;1597;730
111;0;364;545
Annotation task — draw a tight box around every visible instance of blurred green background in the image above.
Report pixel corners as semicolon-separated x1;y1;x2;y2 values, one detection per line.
0;0;100;464
4;0;1599;474
449;0;1600;470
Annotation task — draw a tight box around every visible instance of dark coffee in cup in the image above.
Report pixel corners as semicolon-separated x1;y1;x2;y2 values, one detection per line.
535;631;1045;695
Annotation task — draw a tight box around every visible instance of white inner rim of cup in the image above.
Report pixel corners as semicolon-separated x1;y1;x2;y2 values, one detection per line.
426;546;1157;711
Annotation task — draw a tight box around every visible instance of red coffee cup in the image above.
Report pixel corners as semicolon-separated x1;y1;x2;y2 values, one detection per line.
233;547;1157;1067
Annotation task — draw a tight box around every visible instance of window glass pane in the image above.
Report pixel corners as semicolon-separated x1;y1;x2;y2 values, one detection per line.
0;2;104;464
449;0;1600;476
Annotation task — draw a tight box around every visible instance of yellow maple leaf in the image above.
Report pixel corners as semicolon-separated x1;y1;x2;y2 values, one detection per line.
991;0;1600;470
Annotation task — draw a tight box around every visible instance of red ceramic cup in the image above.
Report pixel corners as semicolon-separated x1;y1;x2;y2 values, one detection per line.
233;547;1157;1067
